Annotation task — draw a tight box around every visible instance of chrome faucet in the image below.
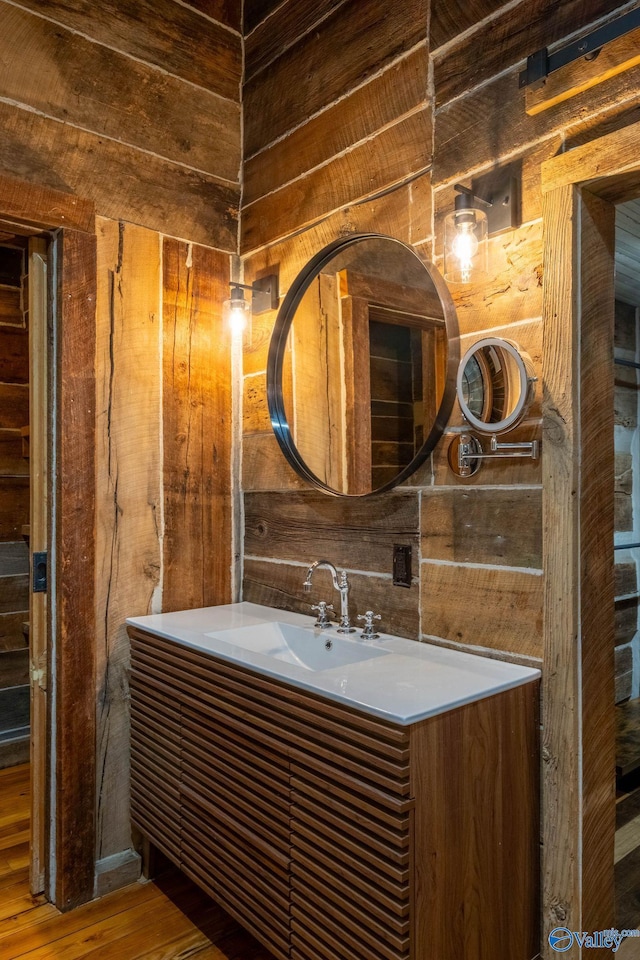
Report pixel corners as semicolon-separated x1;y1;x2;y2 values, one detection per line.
303;560;355;633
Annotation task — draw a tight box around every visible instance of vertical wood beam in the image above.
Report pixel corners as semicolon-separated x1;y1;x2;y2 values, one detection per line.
54;227;97;910
162;239;233;612
579;190;616;935
94;220;162;874
542;184;615;952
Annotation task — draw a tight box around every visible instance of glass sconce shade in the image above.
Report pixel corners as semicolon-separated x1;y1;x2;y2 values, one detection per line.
444;206;488;283
223;287;251;334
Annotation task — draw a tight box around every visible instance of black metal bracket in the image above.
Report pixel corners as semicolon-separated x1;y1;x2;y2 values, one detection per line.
519;6;640;88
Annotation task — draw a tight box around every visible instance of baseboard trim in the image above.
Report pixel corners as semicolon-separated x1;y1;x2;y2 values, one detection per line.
94;848;142;898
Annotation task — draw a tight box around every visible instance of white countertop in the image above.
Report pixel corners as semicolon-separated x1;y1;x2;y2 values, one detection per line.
127;602;540;726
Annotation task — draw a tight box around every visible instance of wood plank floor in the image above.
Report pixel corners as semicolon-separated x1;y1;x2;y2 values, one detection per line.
0;764;275;959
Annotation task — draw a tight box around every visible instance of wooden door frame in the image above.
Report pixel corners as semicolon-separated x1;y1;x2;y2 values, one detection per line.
0;172;97;910
541;122;640;953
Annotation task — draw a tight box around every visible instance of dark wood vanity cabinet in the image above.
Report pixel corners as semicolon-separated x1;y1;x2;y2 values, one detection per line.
129;626;539;960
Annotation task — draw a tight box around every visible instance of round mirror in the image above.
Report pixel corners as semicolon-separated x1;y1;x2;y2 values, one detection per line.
267;234;460;497
457;337;536;434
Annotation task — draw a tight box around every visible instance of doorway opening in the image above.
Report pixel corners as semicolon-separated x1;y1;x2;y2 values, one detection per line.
613;197;640;929
0;222;51;898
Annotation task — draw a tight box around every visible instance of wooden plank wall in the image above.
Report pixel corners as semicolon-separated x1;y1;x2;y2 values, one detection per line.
0;0;241;898
240;0;638;665
0;0;241;248
94;226;234;889
0;1;241;899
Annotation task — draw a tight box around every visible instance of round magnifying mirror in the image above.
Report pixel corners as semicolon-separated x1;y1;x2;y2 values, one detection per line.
267;234;460;497
457;337;536;433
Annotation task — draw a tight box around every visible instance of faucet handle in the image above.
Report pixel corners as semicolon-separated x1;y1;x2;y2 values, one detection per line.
357;610;382;639
311;601;334;629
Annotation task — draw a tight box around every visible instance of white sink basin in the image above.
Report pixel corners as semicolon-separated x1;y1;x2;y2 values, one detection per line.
205;621;388;672
128;602;541;724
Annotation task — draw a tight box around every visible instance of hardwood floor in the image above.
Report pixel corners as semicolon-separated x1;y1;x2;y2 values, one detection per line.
6;758;640;959
0;764;275;959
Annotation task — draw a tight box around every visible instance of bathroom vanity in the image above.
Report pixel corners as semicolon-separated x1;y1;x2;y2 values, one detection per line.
127;602;540;960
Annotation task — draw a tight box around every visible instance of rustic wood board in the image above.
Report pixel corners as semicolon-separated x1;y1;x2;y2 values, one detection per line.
542;182;616;936
615;300;637;352
580;192;615;930
242;170;430;270
244;0;286;34
542;118;640;197
245;0;346;81
0;480;29;540
565;98;640;157
11;0;241;101
0;329;28;384
0;5;241;182
433;0;626;108
244;490;419;573
2;430;25;469
243;373;270;435
525;24;640;116
0;289;23;326
616;597;638;647
434;61;640;189
0;172;93;234
242;433;311;493
0;385;28;430
162;239;233;612
0;649;28;688
0;613;28;653
0;574;29;615
181;0;241;31
243;557;420;640
242;110;431;251
615;365;638;430
615;644;633;704
243;0;427;156
421;488;542;568
0;101;238;250
616;451;633;532
95;219;162;864
420;561;543;658
54;228;97;910
244;48;427;201
615;561;637;598
430;0;508;50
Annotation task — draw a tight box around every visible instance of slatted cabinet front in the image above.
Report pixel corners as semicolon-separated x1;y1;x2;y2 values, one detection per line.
129;627;414;960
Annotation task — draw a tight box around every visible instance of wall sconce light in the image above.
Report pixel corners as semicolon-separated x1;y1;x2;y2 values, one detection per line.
444;168;520;284
223;274;279;335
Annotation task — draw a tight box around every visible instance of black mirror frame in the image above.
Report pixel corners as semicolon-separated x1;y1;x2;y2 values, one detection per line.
266;233;461;498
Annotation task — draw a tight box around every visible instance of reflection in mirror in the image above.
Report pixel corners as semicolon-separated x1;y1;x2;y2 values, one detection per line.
457;338;536;433
268;235;459;497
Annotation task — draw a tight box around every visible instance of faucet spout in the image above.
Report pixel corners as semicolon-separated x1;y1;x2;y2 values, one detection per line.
302;560;355;633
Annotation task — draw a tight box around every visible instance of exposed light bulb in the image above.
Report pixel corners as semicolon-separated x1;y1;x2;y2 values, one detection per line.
452;221;479;284
223;287;251;336
228;301;249;333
